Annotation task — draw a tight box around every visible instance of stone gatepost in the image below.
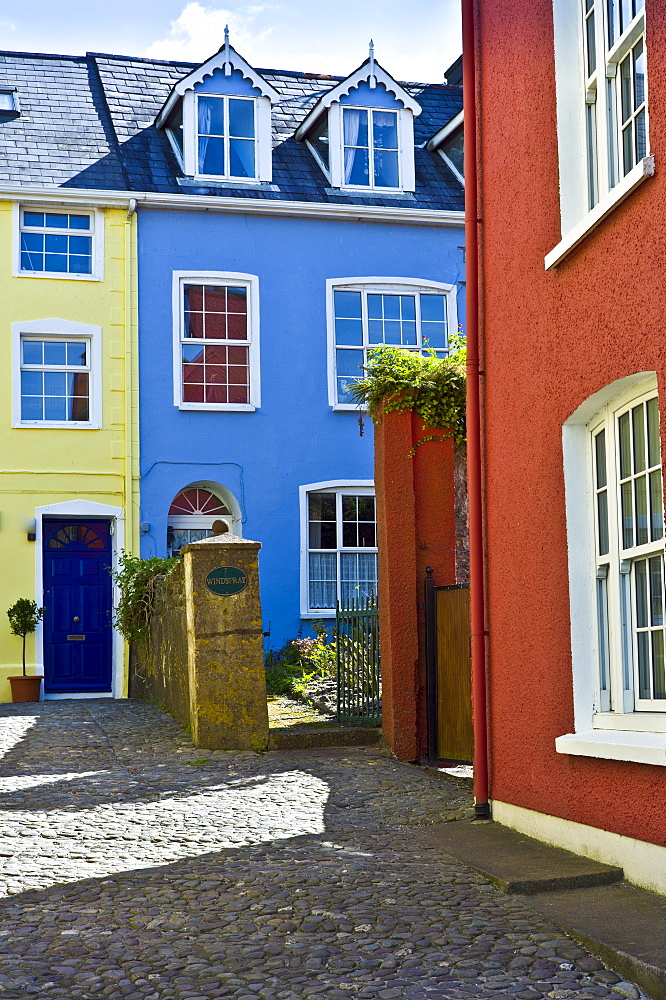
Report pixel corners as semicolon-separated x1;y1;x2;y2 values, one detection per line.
181;533;269;750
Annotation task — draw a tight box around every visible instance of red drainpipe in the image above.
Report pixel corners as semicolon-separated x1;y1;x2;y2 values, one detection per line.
462;0;490;819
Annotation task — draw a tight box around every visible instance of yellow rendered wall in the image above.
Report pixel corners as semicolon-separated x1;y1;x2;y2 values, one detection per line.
0;201;139;701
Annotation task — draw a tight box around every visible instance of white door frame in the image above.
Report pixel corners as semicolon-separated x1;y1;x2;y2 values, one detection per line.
35;499;125;699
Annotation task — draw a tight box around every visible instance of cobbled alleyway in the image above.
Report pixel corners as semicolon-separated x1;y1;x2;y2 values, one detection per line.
0;701;646;1000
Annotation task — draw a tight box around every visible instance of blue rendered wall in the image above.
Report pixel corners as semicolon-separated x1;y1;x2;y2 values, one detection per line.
137;207;465;647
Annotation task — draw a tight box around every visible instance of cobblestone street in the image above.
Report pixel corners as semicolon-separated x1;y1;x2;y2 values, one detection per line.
0;701;646;1000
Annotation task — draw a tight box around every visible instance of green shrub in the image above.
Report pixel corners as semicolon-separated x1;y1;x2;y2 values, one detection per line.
265;622;336;698
112;552;179;646
345;335;467;446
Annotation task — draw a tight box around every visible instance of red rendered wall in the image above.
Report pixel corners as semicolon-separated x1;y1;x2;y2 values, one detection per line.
374;410;457;760
477;0;666;845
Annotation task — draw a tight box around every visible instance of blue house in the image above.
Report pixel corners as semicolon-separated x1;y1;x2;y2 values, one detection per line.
0;39;465;654
127;38;465;647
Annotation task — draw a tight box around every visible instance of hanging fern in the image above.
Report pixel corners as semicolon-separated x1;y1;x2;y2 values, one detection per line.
345;335;467;445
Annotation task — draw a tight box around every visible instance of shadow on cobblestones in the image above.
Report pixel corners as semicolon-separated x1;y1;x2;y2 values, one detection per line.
0;701;646;1000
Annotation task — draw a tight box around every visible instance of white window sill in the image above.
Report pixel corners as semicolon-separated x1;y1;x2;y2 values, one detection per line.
326;187;414;200
555;728;666;765
180;177;271;190
15;270;101;282
178;403;256;412
593;712;666;733
545;155;655;270
14;421;99;430
301;610;335;619
332;403;366;412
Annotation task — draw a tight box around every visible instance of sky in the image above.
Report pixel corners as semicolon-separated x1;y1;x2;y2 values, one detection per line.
0;1;462;83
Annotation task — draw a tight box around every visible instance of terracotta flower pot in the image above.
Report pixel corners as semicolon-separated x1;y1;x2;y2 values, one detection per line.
8;675;42;703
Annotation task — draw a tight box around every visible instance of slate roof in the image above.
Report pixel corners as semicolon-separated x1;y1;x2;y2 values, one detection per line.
0;49;464;211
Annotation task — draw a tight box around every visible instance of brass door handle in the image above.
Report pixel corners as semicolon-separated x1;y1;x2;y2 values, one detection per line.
73;616;80;622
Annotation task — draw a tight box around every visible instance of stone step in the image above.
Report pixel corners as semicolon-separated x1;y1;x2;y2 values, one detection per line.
418;819;624;894
268;725;381;750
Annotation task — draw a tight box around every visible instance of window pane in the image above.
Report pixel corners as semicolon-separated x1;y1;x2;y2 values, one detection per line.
421;294;446;322
45;214;68;229
44;343;67;366
635;558;648;627
340;552;378;603
374;149;399;187
595;429;607;488
383;320;401;345
635;108;646;162
21;395;42;420
44;396;67;421
67;343;87;366
632;404;646;473
442;127;464;177
422;321;447;349
649;555;663;626
336;348;364;376
597;490;609;556
344;145;369;185
44;371;66;395
69;255;92;274
335;318;363;346
309;493;336;521
635;475;648;545
634;38;645;107
650;470;664;541
621;480;634;548
622;123;634;175
229;99;254;138
68;215;90;231
383;296;400;320
22;341;43;365
21;371;42;395
372;111;398;149
229;139;255;178
637;629;651;698
653;630;666;699
343;108;368;146
645;398;660;467
618;411;631;478
23;212;44;227
586;9;596;78
597;576;610;693
309;553;336;609
342;495;358;522
198;96;224;135
400;296;416;320
199;136;225;175
334;290;362;319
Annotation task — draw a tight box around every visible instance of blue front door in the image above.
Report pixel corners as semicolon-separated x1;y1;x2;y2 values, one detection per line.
42;519;113;693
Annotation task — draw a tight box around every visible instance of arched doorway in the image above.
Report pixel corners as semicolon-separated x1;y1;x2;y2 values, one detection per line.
166;484;241;556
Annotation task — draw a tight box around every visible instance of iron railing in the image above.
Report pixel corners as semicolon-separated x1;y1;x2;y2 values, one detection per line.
335;595;381;725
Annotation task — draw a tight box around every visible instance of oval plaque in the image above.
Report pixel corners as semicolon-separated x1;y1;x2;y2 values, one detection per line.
205;566;248;596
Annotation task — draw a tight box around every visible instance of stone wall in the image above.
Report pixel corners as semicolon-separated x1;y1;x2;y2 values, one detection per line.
131;561;190;728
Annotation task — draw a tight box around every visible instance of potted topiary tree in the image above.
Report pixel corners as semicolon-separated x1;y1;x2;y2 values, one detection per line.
7;599;45;703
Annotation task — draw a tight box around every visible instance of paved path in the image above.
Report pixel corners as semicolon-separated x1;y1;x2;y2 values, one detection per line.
0;701;645;1000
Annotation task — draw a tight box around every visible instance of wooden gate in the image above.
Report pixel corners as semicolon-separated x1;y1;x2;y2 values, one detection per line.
425;575;473;762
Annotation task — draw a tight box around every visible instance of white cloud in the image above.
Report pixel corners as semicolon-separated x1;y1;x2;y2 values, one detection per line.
145;2;278;63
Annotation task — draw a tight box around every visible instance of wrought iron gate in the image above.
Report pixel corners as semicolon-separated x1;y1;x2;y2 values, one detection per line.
335;596;381;725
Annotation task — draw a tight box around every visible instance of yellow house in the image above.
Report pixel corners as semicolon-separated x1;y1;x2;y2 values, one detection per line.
0;192;139;701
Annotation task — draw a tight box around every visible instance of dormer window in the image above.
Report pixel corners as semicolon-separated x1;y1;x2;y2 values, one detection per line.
295;46;421;194
155;30;278;184
427;109;464;187
0;88;18;114
343;107;399;188
197;95;255;178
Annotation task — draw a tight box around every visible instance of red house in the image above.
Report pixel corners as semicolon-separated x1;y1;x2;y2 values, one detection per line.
470;0;666;893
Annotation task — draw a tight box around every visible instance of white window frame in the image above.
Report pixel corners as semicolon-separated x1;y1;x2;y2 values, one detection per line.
560;373;666;765
327;277;459;411
172;270;260;412
299;480;376;619
328;104;415;193
12;319;102;429
548;0;651;269
13;205;104;282
182;91;272;184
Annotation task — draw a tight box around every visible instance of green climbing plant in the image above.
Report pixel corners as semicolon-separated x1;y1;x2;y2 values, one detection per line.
345;335;467;446
111;552;179;646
